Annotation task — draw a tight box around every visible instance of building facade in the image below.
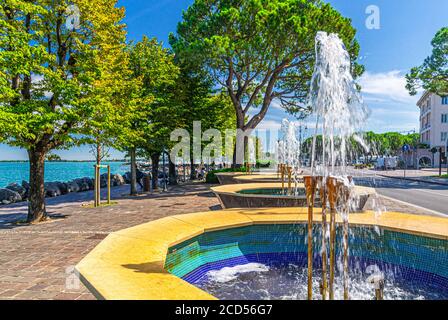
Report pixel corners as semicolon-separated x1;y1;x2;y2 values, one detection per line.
418;92;448;167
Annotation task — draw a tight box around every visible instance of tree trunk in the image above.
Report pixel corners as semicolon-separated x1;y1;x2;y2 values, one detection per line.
168;153;178;186
130;148;138;195
96;138;101;165
27;148;47;223
232;131;248;168
190;156;196;180
151;153;160;191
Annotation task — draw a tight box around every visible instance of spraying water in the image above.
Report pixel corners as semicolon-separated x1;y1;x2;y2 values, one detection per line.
276;119;302;194
305;31;371;300
309;32;369;177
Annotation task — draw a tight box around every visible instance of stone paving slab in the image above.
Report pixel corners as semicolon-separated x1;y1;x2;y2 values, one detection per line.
0;182;436;300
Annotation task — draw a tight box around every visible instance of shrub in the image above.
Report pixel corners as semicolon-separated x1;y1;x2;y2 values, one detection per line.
205;167;247;184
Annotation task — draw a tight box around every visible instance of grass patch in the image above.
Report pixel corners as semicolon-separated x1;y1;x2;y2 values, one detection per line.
83;201;119;209
432;174;448;179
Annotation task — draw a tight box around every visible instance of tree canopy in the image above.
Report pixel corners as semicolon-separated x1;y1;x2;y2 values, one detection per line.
303;131;422;162
406;27;448;96
0;0;129;222
170;0;363;142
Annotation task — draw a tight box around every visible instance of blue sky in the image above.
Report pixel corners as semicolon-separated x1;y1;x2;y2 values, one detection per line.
1;0;447;160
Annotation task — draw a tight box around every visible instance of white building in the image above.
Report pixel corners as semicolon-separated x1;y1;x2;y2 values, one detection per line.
418;92;448;167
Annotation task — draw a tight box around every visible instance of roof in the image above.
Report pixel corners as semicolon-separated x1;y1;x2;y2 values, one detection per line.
417;91;431;107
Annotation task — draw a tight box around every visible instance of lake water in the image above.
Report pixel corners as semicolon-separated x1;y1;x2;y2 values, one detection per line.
0;162;129;188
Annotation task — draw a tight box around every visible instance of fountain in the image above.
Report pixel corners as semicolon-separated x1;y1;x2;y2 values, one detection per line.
76;32;448;301
300;31;371;300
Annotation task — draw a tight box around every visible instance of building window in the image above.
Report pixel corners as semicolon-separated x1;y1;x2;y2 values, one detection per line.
443;96;448;105
442;114;448;123
441;132;448;142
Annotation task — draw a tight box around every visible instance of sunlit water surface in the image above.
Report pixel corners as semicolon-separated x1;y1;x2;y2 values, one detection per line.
196;263;446;300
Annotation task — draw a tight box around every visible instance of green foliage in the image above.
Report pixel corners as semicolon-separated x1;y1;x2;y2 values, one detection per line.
205;167;247;184
406;27;448;96
172;62;236;162
0;0;128;152
170;0;362;134
303;131;421;161
0;0;129;222
256;160;272;168
46;153;61;161
121;37;180;157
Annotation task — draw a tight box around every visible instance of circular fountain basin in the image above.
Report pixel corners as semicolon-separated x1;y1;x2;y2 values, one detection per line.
76;208;448;300
211;182;375;211
215;172;246;185
234;173;301;184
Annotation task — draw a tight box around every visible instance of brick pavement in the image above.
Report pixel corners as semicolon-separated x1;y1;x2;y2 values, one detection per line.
0;183;221;300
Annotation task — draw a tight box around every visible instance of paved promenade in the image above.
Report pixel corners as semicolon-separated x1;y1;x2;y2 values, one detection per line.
0;182;438;300
0;183;221;300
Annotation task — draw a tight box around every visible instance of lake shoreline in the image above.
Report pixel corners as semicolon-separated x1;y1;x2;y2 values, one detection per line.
0;171;131;206
0;161;129;188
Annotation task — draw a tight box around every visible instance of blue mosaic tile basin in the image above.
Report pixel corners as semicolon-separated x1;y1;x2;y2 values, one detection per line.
165;224;448;300
237;188;306;197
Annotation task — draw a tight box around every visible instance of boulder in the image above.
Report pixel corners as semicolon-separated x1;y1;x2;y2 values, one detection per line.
55;182;69;195
74;178;90;192
66;181;80;193
85;177;94;190
0;188;22;204
6;183;27;199
123;172;131;184
112;174;125;186
100;173;108;188
21;180;30;198
44;182;61;197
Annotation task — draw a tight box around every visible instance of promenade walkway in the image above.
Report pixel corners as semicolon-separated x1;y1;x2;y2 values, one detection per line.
0;183;220;300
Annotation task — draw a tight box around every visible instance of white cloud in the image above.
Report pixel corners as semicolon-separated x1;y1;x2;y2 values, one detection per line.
359;70;420;104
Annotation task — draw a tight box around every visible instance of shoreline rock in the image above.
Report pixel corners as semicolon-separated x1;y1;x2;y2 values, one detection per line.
0;188;22;205
0;173;127;205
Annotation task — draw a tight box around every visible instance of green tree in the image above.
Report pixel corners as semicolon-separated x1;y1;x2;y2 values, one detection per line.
406;27;448;96
0;0;128;223
173;63;236;179
170;0;362;166
118;37;180;193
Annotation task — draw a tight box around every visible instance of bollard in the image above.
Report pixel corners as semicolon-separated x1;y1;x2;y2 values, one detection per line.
94;165;98;207
107;165;111;205
144;174;151;192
